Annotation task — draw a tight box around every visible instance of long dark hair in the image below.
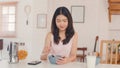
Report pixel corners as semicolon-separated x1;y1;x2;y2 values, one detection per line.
51;6;75;45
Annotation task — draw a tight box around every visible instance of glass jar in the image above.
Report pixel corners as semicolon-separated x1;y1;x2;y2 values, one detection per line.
18;42;28;60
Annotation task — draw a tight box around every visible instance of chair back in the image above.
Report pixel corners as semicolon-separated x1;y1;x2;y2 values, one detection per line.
100;40;120;64
77;47;87;62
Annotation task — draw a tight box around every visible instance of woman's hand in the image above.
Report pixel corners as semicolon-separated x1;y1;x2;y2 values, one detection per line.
56;57;70;65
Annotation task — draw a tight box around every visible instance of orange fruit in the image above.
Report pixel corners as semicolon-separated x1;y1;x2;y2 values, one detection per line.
18;50;28;60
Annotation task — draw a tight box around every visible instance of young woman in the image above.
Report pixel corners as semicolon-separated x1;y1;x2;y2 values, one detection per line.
40;6;78;65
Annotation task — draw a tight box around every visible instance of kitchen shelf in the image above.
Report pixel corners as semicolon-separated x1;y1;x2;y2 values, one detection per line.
108;0;120;22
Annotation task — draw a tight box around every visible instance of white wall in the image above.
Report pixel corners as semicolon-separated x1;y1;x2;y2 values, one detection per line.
17;0;48;60
31;0;48;60
1;0;120;60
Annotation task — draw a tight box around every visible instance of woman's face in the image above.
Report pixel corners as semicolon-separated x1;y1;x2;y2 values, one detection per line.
56;14;68;31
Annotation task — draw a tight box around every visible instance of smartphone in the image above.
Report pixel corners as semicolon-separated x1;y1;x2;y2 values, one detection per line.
28;61;41;65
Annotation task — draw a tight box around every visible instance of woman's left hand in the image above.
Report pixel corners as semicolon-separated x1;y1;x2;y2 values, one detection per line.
56;57;70;65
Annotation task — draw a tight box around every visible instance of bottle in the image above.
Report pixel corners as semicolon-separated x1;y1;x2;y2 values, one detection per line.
9;42;19;64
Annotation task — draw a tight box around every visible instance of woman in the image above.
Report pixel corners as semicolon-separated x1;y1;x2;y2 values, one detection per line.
40;6;78;64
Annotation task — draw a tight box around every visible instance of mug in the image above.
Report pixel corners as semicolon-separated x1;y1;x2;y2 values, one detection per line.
48;55;62;64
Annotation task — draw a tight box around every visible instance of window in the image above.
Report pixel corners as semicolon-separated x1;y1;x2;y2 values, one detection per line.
0;2;17;38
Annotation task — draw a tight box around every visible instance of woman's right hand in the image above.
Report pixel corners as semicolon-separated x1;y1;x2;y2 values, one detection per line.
40;53;47;60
